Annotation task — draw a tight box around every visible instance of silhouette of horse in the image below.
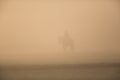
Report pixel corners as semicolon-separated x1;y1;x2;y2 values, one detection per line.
58;31;74;52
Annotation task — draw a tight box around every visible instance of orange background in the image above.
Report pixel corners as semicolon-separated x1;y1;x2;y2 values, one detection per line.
0;0;120;65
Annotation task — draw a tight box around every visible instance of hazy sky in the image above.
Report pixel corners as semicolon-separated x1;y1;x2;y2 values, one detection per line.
0;0;120;65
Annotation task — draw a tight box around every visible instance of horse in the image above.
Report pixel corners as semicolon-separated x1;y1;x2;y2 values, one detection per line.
58;31;74;52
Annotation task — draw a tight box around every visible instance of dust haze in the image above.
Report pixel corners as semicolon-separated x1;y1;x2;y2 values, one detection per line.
0;0;120;65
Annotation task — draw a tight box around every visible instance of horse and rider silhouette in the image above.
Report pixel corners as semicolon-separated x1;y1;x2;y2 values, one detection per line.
58;30;74;52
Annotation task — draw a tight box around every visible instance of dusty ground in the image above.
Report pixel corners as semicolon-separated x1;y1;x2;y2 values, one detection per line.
0;63;120;80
